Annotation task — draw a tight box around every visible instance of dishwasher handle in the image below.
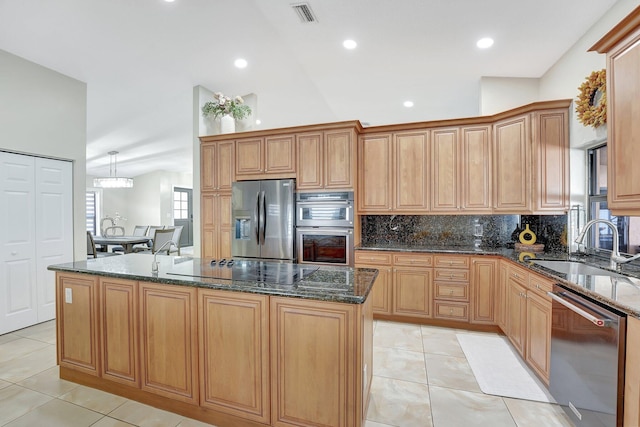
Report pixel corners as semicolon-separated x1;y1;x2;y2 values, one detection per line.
547;291;611;328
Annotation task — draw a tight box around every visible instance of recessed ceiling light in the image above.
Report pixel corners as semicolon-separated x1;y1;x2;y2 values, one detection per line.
403;101;414;108
343;39;357;50
164;0;175;2
255;119;262;125
477;37;494;49
234;58;248;69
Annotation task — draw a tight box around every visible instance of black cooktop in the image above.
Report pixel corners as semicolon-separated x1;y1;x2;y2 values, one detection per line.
169;259;318;285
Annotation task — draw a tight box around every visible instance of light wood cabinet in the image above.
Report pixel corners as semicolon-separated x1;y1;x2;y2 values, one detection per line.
525;287;552;383
297;129;355;191
591;8;640;215
461;125;492;211
470;257;497;324
506;275;528;356
201;192;232;260
394;130;430;212
235;135;295;179
99;277;139;387
139;282;199;404
355;251;393;316
496;260;509;332
493;114;531;213
432;255;470;322
198;289;270;423
532;109;569;213
56;273;100;376
358;133;393;212
393;267;433;319
431;128;459;211
270;296;369;427
201;141;234;192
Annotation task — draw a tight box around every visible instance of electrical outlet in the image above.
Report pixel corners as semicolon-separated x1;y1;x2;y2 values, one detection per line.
65;288;72;304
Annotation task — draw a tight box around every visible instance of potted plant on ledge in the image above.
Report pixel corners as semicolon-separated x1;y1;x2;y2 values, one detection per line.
202;92;252;134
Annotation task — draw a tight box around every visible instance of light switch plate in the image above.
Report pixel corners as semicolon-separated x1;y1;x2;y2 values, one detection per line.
65;287;72;304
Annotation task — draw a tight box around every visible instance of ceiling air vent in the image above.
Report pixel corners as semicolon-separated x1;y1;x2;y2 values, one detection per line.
291;2;318;23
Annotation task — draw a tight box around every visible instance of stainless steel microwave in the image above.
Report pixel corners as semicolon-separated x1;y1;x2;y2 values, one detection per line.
296;192;354;228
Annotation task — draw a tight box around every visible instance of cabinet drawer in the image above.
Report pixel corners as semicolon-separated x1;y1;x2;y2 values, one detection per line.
509;263;529;285
434;255;470;269
393;253;433;267
434;268;470;283
434;301;469;321
354;251;392;265
434;283;469;301
529;273;553;297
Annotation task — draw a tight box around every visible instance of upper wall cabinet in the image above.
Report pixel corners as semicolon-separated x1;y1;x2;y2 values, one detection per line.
591;6;640;215
235;135;296;180
532;109;569;213
358;133;394;212
201;141;234;192
296;129;355;191
493;114;531;213
431;128;459;212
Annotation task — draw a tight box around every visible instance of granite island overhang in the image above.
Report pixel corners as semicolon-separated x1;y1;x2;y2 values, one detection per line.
48;254;378;427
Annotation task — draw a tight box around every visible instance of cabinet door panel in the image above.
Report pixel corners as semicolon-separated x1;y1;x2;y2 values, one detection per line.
358;134;392;212
140;283;198;404
201;144;216;191
506;280;526;356
325;130;353;189
296;132;323;190
470;257;497;324
526;291;551;383
493;115;531;212
271;297;356;427
100;278;139;386
533;110;569;212
431;128;459;211
199;290;270;423
265;135;295;174
235;138;263;176
394;131;429;211
357;265;392;315
216;141;235;191
461;126;492;211
393;268;432;318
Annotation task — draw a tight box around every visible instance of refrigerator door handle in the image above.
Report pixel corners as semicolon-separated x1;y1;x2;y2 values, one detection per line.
254;192;260;244
260;191;266;244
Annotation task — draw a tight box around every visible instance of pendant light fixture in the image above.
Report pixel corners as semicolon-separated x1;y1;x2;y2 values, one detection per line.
93;151;133;188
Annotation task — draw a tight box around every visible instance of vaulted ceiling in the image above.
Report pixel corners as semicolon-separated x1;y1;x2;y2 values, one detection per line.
0;0;619;178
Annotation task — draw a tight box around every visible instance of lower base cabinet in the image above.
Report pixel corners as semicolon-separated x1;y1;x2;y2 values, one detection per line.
56;272;372;427
199;290;270;423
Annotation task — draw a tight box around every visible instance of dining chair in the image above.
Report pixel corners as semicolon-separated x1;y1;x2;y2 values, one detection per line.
151;228;175;254
169;225;183;255
87;232;120;259
132;225;149;236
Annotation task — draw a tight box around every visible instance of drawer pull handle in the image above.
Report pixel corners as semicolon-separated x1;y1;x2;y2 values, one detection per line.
450;309;454;314
450;290;454;295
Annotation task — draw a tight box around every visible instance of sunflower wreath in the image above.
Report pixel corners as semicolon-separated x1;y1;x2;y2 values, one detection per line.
575;69;607;128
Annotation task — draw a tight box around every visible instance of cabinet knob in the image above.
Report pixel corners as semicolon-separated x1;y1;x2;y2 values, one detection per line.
449;289;454;295
11;251;17;256
450;309;454;314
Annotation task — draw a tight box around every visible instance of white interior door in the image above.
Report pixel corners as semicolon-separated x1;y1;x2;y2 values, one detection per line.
0;152;37;334
35;157;73;322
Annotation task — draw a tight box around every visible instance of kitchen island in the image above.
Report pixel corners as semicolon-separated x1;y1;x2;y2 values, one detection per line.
48;254;377;427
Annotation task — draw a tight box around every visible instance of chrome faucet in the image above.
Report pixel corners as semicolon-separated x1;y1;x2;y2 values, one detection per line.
151;240;175;273
575;219;640;270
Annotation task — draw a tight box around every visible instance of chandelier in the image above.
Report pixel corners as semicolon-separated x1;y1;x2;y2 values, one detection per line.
93;151;133;188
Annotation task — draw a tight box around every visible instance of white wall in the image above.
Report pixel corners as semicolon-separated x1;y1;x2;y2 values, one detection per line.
0;49;87;261
88;170;192;234
480;77;540;115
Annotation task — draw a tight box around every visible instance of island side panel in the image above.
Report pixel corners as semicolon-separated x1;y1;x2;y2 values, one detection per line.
198;289;270;424
270;296;365;427
56;272;100;376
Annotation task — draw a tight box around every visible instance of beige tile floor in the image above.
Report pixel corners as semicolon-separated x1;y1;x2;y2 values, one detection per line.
0;319;574;427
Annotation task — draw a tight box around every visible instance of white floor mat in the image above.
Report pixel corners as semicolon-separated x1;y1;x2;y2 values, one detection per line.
456;333;556;403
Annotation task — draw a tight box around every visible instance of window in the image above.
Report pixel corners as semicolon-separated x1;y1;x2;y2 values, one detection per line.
174;189;189;220
587;145;639;254
86;191;97;235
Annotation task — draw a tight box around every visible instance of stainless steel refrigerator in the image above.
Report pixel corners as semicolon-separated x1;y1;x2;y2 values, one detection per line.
232;179;295;261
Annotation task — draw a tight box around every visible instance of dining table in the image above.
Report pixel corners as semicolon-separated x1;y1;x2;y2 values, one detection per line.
92;235;151;254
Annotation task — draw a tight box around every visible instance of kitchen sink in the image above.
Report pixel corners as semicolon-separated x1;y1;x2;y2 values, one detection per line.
529;260;625;277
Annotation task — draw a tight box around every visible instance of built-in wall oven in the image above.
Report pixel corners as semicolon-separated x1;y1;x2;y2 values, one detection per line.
296;192;354;266
548;283;626;427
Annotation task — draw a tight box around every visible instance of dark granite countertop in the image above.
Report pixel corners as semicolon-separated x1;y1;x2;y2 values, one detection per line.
48;254;378;305
356;244;640;318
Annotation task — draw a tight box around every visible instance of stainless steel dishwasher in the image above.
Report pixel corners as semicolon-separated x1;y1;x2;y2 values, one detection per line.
548;284;626;427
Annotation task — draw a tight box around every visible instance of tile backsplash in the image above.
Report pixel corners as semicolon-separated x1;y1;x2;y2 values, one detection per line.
360;214;568;252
